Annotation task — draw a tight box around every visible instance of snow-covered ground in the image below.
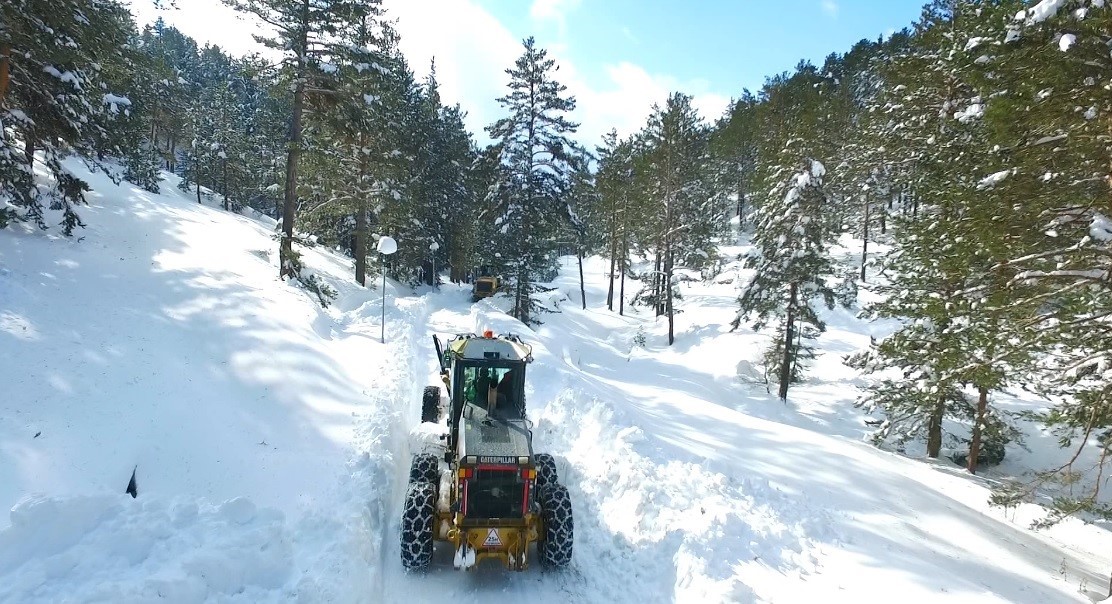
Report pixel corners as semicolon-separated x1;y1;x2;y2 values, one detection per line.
1;162;1110;603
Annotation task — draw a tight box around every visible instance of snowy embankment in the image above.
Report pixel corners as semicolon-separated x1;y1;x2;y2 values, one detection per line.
383;257;1112;602
2;160;1111;603
0;161;421;602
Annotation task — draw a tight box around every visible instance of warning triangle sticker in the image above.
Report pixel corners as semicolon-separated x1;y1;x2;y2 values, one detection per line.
483;528;502;547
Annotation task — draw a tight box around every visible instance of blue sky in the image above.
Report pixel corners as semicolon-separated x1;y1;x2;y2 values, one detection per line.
129;0;928;146
483;0;926;98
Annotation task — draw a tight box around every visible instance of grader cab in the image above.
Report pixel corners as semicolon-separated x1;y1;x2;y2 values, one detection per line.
401;331;573;572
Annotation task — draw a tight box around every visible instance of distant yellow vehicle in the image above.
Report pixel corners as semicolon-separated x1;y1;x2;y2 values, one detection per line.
471;275;500;303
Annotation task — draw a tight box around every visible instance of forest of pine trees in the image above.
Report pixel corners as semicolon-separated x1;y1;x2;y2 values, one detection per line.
1;0;1109;522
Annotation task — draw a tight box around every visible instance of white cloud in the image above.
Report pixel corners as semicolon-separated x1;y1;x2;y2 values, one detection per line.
821;0;839;17
125;0;272;58
389;0;729;147
530;0;583;23
127;0;730;149
565;61;731;146
384;0;520;140
529;0;582;41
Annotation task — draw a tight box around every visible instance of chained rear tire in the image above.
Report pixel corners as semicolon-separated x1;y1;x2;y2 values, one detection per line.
537;483;573;568
534;453;558;489
421;386;440;423
401;481;437;570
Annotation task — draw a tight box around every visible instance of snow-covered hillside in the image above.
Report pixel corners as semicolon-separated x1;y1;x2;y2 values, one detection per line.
2;163;1110;603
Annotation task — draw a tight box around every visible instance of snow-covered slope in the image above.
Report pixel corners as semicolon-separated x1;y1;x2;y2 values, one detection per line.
0;162;419;602
2;162;1110;603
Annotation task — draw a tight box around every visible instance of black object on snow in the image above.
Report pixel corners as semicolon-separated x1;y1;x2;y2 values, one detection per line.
126;466;138;498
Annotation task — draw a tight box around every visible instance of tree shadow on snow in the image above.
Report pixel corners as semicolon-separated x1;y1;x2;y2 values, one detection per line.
523;301;1106;602
0;175;379;519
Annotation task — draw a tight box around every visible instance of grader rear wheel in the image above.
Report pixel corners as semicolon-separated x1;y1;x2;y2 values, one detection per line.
537;483;573;568
400;481;437;570
408;453;440;484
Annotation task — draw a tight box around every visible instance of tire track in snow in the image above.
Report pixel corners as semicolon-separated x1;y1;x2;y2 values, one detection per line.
297;289;431;602
363;293;432;597
371;291;543;600
379;293;477;597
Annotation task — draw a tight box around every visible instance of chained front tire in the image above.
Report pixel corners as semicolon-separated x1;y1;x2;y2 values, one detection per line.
422;386;440;423
534;453;558;489
401;481;437;570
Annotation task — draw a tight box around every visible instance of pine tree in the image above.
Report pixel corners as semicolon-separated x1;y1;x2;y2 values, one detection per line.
976;0;1112;518
735;150;837;400
95;22;163;194
1;0;136;234
595;130;637;311
237;57;289;217
299;7;396;286
850;0;1034;468
384;57;476;286
409;67;482;287
223;0;375;279
179;44;242;205
824;35;905;282
435;103;480;284
639;93;714;344
711;91;760;229
850;1;979;458
139;21;197;173
486;37;579;324
731;61;844;400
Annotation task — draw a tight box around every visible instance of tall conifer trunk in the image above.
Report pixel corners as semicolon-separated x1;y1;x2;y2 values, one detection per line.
0;44;10;105
577;248;586;310
354;204;367;285
861;193;869;282
619;228;627;316
778;282;798;400
927;401;944;458
665;244;675;345
280;76;305;278
24;137;35;168
968;386;988;474
606;235;617;310
651;253;658;315
279;0;310;279
222;158;229;210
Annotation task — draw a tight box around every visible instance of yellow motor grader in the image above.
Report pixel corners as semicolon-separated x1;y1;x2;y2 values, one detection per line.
470;275;500;303
401;331;573;572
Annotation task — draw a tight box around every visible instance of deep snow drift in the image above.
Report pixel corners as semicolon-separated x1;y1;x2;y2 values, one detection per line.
1;162;1110;603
